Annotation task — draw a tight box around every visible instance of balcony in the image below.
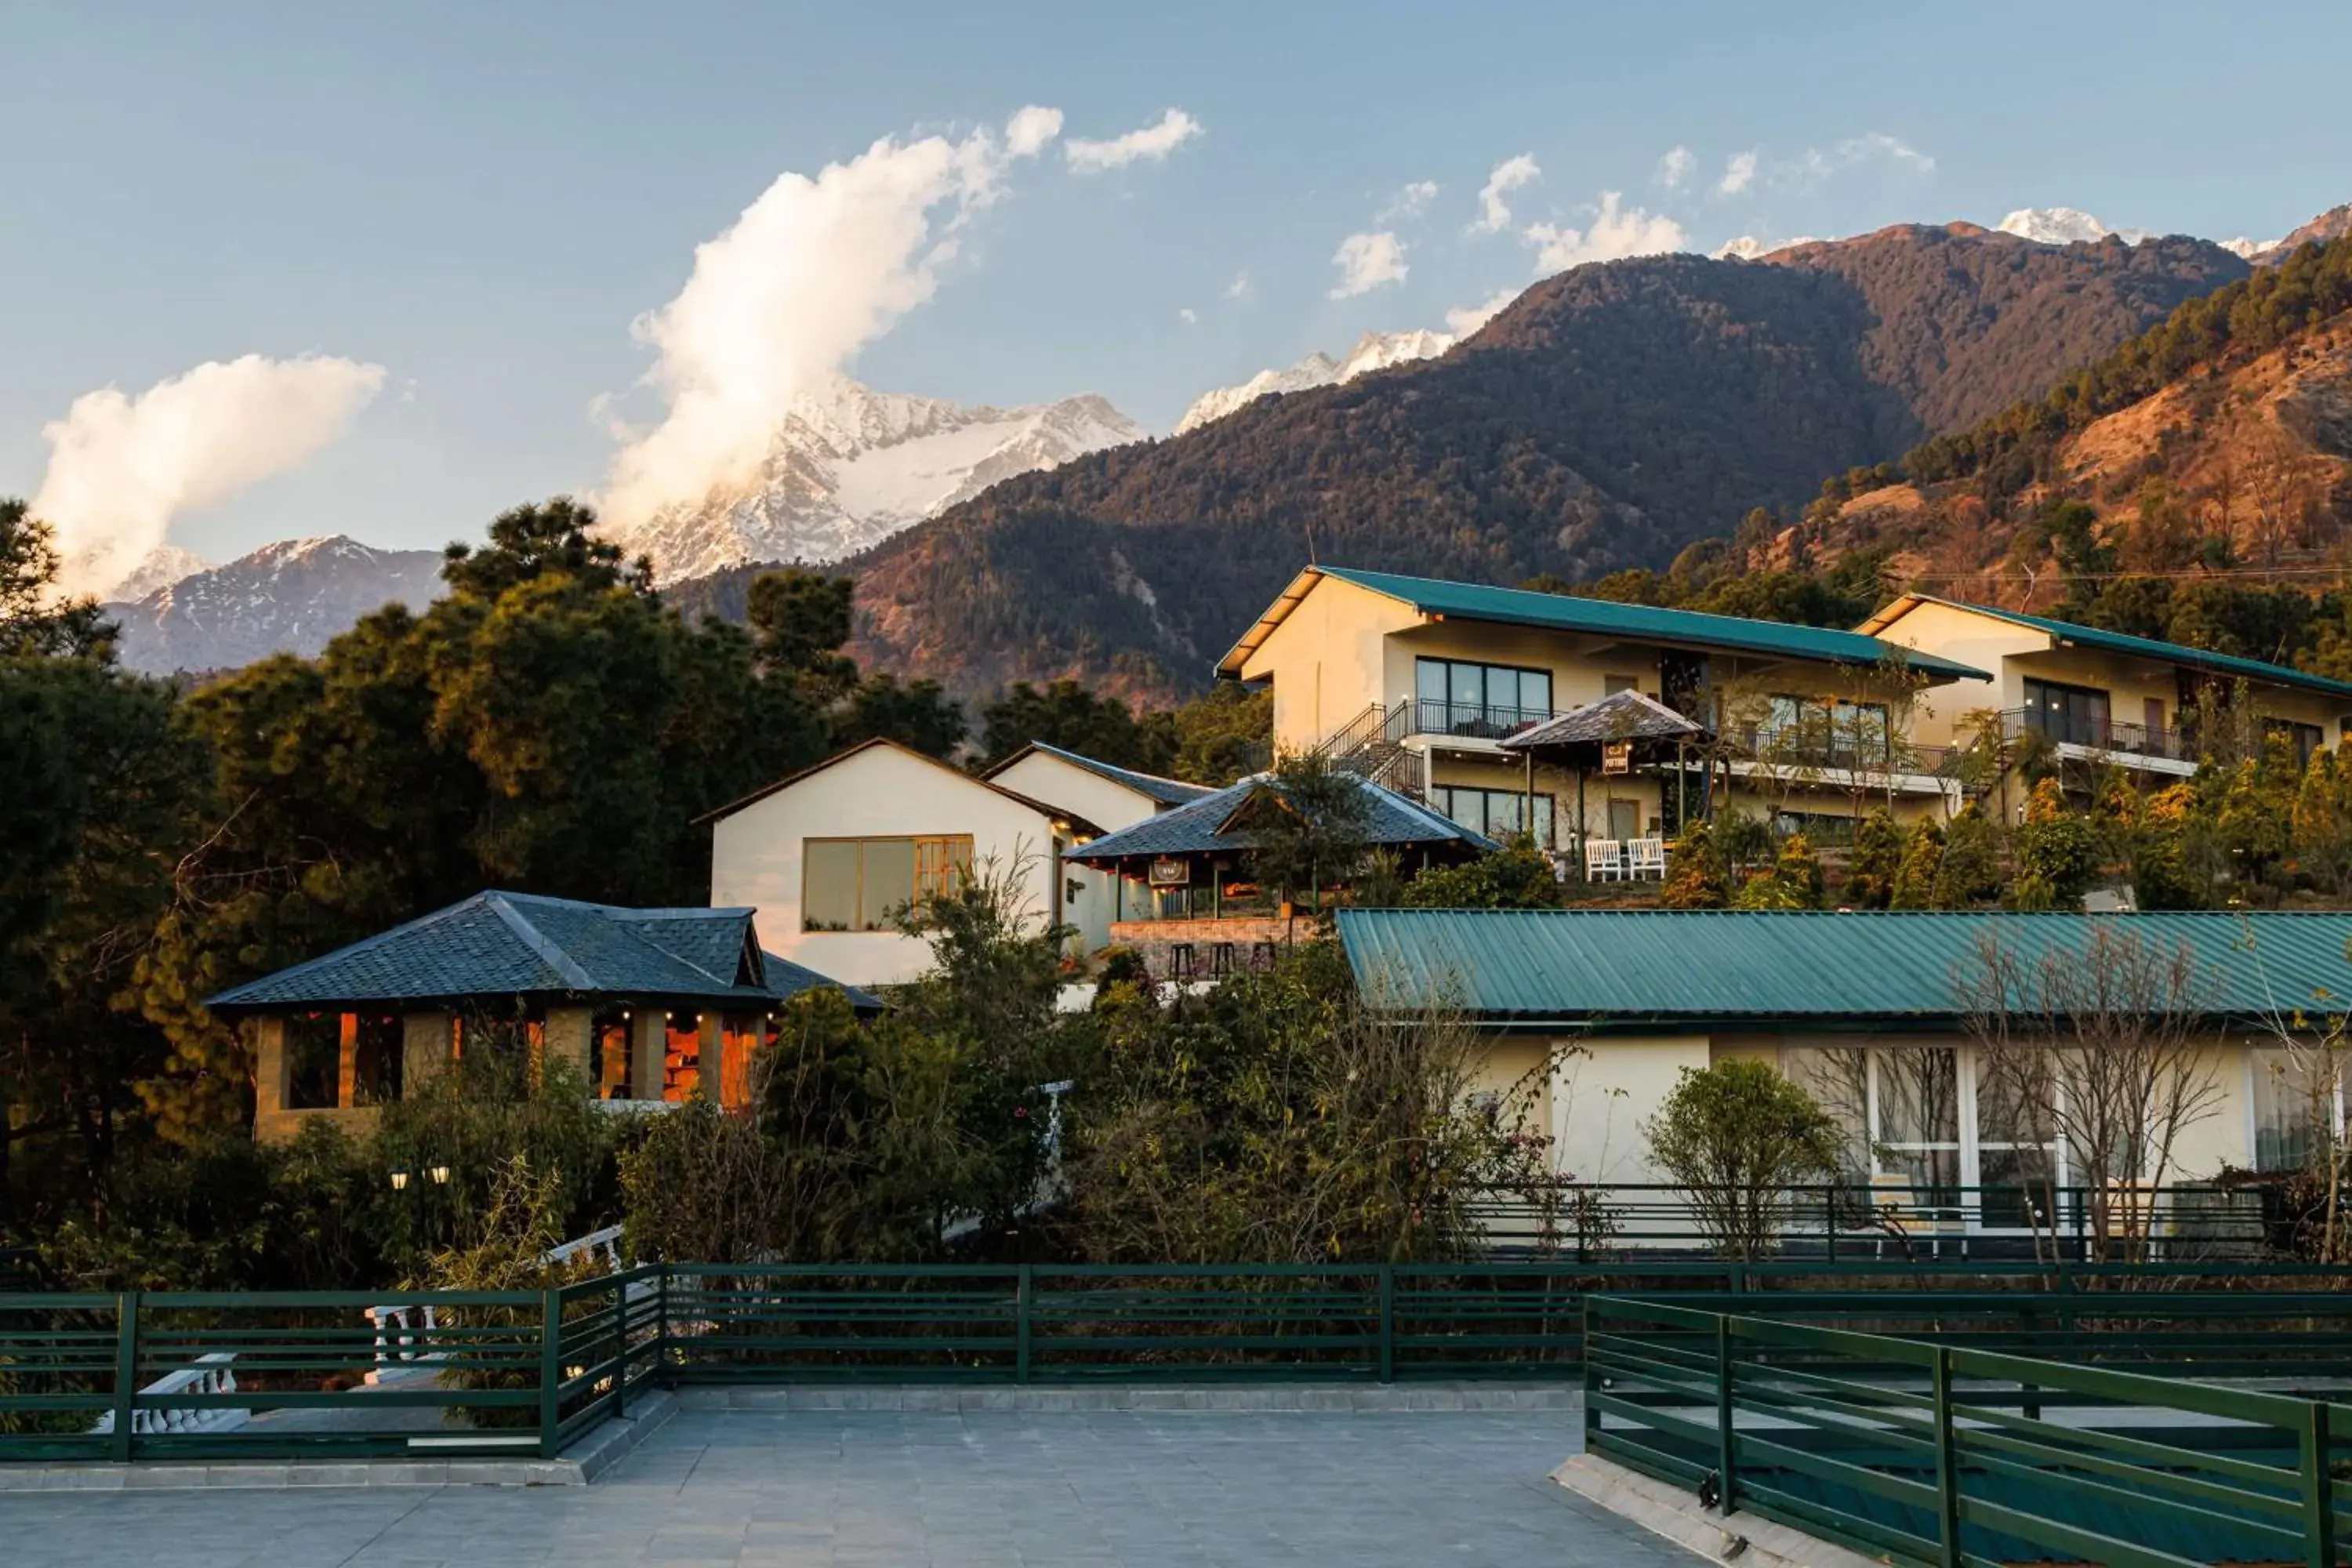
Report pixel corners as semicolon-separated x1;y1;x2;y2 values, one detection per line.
1720;724;1967;782
1998;707;2195;769
1395;698;1561;743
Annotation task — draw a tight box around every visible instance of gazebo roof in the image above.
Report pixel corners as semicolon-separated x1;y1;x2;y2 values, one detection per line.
1064;771;1497;866
1500;689;1707;754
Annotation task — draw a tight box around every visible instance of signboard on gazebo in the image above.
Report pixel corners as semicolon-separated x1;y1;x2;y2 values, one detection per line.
1602;741;1632;775
1147;856;1191;887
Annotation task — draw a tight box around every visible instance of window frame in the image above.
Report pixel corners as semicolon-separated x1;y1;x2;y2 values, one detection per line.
1432;785;1556;848
1414;656;1555;736
801;833;976;931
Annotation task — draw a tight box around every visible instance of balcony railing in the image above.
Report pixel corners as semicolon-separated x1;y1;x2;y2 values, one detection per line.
1999;706;2194;764
1398;697;1560;742
1718;724;1966;782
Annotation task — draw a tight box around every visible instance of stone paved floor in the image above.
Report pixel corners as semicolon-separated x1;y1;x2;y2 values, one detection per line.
0;1409;1701;1566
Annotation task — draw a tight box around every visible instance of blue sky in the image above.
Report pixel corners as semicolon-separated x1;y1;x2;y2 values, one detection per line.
5;0;2349;571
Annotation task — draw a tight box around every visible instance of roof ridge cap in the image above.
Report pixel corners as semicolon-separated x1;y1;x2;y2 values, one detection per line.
484;894;599;991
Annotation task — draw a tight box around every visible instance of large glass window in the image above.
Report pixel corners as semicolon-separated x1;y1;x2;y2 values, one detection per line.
1780;1042;2067;1229
1762;696;1892;766
284;1014;342;1109
1432;786;1555;847
2250;1045;2345;1173
663;1012;702;1102
1414;659;1553;738
350;1013;404;1107
2024;678;2111;747
803;835;975;931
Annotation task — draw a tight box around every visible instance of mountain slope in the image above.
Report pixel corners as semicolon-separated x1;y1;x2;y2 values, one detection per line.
836;224;2252;700
108;537;445;674
600;377;1145;579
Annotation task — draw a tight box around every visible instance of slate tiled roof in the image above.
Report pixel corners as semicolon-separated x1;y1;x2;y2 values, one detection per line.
1860;593;2352;700
206;891;880;1012
1336;908;2352;1027
986;742;1216;808
1064;773;1497;865
1501;689;1705;750
1218;566;1991;682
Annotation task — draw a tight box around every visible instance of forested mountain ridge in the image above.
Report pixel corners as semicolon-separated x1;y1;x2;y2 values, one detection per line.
828;223;2252;701
1761;232;2352;647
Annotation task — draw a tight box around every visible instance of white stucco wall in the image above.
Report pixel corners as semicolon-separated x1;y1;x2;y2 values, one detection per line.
1549;1035;1712;1189
986;750;1190;958
710;742;1065;988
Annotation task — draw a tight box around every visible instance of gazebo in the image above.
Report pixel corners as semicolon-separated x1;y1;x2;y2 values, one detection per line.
1498;689;1710;870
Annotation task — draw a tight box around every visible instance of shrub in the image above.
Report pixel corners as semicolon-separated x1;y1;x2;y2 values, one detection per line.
1661;822;1731;908
1641;1061;1843;1261
1844;811;1904;908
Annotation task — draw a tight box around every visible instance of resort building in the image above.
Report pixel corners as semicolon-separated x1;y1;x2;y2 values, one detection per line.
979;742;1217;954
701;739;1105;987
1338;907;2352;1245
1218;565;1991;858
205;891;877;1142
1860;595;2352;799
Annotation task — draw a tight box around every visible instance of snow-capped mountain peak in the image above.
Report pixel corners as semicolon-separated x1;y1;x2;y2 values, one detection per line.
1712;234;1822;261
1996;207;2153;245
600;377;1147;581
107;535;445;675
1174;328;1456;435
100;543;212;603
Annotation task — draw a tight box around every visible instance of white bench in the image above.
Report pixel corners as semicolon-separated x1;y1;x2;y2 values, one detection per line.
1584;839;1627;880
1628;837;1667;879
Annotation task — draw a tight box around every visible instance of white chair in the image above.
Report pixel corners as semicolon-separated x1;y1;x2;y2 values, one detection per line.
1584;838;1627;881
1628;838;1667;879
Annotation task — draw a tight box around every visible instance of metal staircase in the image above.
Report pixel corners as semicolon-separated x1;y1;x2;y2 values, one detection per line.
1311;702;1427;798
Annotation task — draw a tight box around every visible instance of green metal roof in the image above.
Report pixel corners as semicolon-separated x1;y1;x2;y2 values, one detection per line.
207;891;883;1013
1869;595;2352;701
1218;566;1990;682
1334;908;2352;1028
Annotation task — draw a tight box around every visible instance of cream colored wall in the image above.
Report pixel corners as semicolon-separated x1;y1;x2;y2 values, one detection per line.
1469;1038;1555;1137
1549;1035;1711;1187
988;753;1166;833
1876;599;2348;748
1237;576;1420;751
710;745;1063;988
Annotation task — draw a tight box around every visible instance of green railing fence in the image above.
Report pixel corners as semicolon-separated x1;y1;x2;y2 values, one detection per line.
10;1259;2352;1465
1584;1294;2352;1568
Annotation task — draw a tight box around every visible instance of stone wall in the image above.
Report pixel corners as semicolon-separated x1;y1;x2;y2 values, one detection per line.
1107;916;1307;981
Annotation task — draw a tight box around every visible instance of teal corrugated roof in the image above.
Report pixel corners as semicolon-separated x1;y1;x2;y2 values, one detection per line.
1065;772;1497;865
207;891;878;1012
1878;596;2352;701
1222;566;1989;682
1335;909;2352;1026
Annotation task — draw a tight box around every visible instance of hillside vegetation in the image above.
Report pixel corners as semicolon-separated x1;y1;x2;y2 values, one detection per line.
826;227;2246;700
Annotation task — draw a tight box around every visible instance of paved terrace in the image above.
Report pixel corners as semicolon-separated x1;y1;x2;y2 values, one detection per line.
0;1403;1697;1567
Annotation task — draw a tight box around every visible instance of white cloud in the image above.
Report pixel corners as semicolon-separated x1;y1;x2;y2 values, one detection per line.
1223;270;1251;299
1839;131;1933;172
604;121;1029;527
1178;307;1198;325
1004;105;1064;158
1472;153;1541;234
1329;231;1409;298
1380;180;1440;221
1657;146;1695;191
1443;288;1519;336
1524;192;1686;273
1065;108;1202;173
1719;149;1759;195
34;354;384;599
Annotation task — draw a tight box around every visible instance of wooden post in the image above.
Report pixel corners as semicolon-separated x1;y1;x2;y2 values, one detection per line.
2303;1400;2336;1568
1377;1265;1396;1385
1714;1314;1737;1516
1016;1264;1033;1385
1576;770;1588;882
110;1291;140;1463
539;1288;564;1459
1933;1348;1963;1568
